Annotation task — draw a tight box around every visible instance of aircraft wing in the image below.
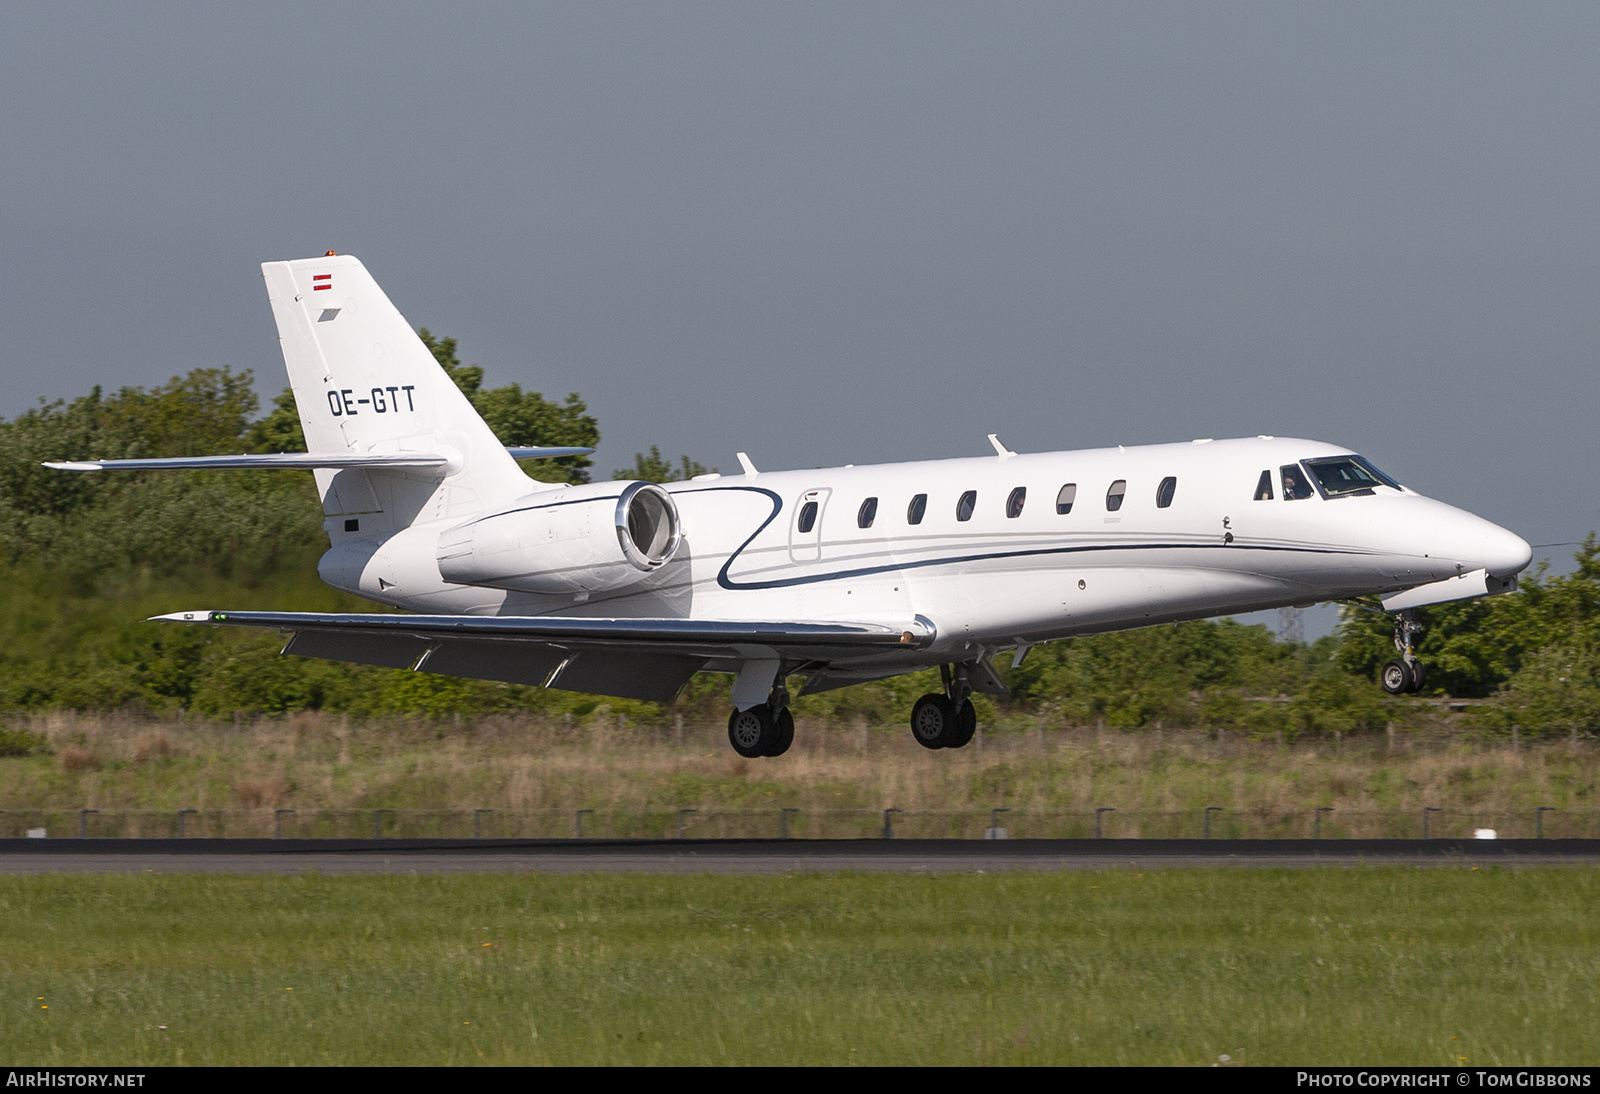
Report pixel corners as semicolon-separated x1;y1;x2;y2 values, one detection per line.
43;446;592;472
151;610;936;702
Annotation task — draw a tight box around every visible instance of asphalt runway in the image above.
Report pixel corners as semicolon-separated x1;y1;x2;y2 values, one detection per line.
1;837;1598;874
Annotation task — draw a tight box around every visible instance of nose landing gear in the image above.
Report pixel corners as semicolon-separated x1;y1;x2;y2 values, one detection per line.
1381;610;1427;695
910;664;978;749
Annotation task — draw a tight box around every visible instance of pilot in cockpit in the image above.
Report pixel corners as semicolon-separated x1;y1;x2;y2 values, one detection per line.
1282;465;1313;500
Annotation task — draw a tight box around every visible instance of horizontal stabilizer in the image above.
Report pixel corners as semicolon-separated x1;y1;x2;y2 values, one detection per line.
44;446;592;472
1380;568;1517;612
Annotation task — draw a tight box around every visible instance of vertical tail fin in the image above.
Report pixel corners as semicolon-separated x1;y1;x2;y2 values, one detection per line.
261;255;533;523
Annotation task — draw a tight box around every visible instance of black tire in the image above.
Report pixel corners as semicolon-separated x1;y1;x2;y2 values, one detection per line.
1380;659;1413;695
1407;660;1427;694
767;709;795;757
728;707;775;758
910;693;955;750
949;699;977;748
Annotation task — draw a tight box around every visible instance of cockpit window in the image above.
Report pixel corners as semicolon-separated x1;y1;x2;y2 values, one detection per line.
1303;455;1402;498
1253;470;1274;501
1281;465;1314;501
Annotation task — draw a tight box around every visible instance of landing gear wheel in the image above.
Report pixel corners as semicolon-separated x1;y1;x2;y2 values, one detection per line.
766;709;795;757
949;699;977;748
911;694;956;750
1407;660;1427;694
1380;659;1413;696
728;707;776;758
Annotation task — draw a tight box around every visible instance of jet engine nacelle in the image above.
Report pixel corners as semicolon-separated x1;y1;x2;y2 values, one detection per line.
436;480;682;594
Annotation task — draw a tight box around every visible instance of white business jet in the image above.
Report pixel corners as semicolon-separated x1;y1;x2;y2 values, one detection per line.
47;255;1532;758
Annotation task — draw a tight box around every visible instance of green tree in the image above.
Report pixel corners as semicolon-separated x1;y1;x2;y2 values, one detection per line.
612;446;713;484
246;387;306;453
418;329;598;483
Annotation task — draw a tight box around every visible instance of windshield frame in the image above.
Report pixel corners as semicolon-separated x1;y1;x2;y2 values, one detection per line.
1301;455;1403;499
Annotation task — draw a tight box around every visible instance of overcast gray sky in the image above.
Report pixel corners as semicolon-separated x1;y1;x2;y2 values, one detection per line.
3;3;1595;593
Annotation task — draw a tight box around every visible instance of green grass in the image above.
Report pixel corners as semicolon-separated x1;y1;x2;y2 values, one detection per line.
1;868;1597;1065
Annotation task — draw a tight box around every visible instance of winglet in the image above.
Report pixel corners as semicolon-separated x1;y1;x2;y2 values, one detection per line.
987;434;1016;460
736;452;759;477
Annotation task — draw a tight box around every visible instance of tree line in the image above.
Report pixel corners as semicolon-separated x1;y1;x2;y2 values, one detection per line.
0;336;1593;736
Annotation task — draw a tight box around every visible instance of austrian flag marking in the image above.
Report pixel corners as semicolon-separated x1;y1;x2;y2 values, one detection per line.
312;274;332;291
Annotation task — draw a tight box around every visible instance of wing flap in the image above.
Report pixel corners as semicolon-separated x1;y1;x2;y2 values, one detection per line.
414;639;569;688
546;650;707;702
282;630;434;669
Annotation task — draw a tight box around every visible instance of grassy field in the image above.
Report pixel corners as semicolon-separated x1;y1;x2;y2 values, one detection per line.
0;868;1596;1065
2;710;1597;838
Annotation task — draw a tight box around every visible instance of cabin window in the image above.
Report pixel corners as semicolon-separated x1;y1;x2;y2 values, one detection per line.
956;490;977;522
797;500;819;533
1281;464;1314;501
1156;476;1177;508
1302;455;1400;498
857;497;878;529
1006;487;1026;518
1253;470;1274;501
1056;483;1077;515
1106;480;1126;512
907;493;927;525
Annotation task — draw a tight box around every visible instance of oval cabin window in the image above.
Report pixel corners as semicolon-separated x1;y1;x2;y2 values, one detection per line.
797;501;818;534
1156;476;1177;508
907;494;927;525
857;497;878;529
1106;480;1126;512
1006;487;1026;518
956;490;977;522
1056;483;1077;515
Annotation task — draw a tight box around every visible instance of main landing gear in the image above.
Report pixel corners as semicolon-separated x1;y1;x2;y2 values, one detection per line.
1381;610;1428;695
727;673;795;759
910;664;978;750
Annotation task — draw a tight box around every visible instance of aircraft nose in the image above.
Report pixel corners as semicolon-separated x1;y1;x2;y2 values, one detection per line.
1475;521;1532;578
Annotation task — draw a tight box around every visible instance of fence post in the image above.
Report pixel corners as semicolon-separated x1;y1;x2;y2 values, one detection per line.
986;807;1010;840
1204;806;1222;839
1313;807;1333;838
274;809;294;839
78;809;98;838
474;809;492;839
1423;807;1441;839
674;714;683;746
177;809;197;838
781;808;799;839
1537;806;1555;839
1095;807;1115;839
373;809;396;839
882;808;901;840
575;809;594;838
677;808;697;839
